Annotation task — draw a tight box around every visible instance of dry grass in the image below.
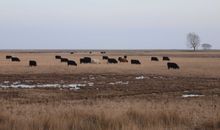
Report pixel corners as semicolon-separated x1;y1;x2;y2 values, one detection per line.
0;51;220;78
0;98;220;130
0;50;220;130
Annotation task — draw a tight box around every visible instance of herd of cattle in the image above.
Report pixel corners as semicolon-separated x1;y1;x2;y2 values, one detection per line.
4;53;180;69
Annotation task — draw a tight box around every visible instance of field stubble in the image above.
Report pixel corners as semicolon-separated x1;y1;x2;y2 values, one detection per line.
0;51;220;130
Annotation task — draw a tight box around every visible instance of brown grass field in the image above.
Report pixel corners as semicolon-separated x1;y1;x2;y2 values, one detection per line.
0;50;220;130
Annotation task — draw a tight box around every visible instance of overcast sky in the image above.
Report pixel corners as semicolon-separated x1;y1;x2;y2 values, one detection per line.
0;0;219;49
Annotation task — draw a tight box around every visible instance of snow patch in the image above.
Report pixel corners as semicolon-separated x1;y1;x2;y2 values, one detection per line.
182;91;204;98
12;81;21;85
40;84;60;87
0;83;86;90
88;82;94;86
3;81;9;84
182;94;204;98
109;81;129;85
135;76;144;80
1;84;35;88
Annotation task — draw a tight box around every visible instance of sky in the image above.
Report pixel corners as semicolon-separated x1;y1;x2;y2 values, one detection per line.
0;0;219;49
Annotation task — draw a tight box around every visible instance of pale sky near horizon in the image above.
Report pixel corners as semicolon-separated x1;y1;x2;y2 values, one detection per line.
0;0;219;49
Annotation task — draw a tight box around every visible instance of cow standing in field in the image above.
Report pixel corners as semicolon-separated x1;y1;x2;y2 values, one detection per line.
11;57;20;62
61;58;69;63
163;56;170;61
55;55;62;59
131;59;141;64
29;60;37;67
67;60;77;66
108;58;118;64
100;51;106;54
167;62;180;69
6;55;12;59
103;56;108;60
118;57;128;63
80;57;92;64
151;57;159;61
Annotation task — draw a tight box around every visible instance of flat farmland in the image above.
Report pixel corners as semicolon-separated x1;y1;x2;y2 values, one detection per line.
0;50;220;78
0;50;220;130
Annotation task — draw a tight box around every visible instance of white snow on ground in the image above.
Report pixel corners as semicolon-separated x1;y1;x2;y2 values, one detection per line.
12;81;21;85
135;76;144;80
0;82;89;90
63;84;81;90
89;76;95;80
88;82;94;86
182;91;204;98
109;82;115;85
3;81;9;84
109;81;129;85
69;87;80;90
182;94;204;98
1;84;35;88
40;84;60;87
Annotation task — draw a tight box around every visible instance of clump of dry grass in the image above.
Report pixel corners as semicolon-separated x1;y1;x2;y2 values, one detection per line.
0;98;219;130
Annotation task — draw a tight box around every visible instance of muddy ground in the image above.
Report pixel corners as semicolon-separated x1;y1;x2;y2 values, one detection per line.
0;73;219;104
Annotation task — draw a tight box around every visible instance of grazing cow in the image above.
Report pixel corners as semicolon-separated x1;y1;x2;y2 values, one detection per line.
67;60;77;66
29;60;37;67
6;55;12;59
11;57;20;62
163;56;170;61
55;55;62;59
131;59;141;64
108;58;118;64
61;58;68;62
70;52;74;54
151;57;159;61
92;59;101;64
103;56;108;60
101;51;106;54
118;57;128;62
167;62;180;69
80;57;92;64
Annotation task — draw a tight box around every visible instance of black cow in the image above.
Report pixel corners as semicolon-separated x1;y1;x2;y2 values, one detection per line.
151;57;159;61
118;57;128;62
6;55;12;59
70;52;74;54
101;51;106;54
80;57;91;64
108;58;118;64
131;59;141;64
67;60;77;66
55;55;62;59
124;55;127;59
163;56;170;61
29;60;37;67
103;56;108;60
11;57;20;62
61;58;69;62
167;62;180;69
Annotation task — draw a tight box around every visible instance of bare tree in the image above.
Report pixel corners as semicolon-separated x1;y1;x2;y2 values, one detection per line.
187;32;200;51
202;43;212;50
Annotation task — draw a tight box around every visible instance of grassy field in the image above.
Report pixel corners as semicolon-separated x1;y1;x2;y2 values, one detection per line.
0;50;220;77
0;50;220;130
0;98;219;130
